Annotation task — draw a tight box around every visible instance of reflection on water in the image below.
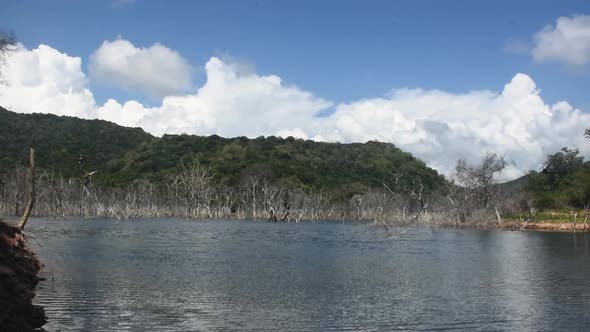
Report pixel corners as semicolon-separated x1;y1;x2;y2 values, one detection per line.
28;218;590;331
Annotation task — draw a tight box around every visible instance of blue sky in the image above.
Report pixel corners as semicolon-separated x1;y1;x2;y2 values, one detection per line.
3;0;590;108
1;0;589;179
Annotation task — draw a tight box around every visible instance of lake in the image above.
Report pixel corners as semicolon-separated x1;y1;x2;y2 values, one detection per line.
28;218;590;331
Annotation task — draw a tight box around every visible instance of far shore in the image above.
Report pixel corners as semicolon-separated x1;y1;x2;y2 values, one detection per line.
3;215;588;233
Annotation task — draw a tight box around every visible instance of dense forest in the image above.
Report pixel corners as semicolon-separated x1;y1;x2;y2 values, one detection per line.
524;148;590;211
0;107;445;195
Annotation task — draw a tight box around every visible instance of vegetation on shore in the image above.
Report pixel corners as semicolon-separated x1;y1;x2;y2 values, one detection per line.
501;145;590;229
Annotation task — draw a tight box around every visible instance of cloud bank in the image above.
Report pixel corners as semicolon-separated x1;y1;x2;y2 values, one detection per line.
1;40;589;180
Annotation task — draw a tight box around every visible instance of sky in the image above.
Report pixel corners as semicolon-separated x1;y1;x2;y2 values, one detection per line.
1;0;590;180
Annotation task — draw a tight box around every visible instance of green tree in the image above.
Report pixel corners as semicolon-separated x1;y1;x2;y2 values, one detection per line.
563;167;590;208
543;147;584;190
525;146;589;210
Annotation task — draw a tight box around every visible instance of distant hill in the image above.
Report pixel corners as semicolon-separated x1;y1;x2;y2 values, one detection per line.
0;107;448;197
498;161;590;193
497;173;530;193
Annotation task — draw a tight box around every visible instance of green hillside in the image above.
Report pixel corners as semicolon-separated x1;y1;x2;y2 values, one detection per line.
0;107;447;197
0;107;153;178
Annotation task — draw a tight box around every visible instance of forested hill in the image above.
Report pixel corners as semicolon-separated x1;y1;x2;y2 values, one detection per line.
0;107;154;178
0;107;447;196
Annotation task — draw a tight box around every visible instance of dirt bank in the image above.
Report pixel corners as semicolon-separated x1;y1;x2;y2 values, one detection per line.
0;219;46;331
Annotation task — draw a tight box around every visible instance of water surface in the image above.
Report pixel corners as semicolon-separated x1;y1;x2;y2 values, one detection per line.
28;218;590;331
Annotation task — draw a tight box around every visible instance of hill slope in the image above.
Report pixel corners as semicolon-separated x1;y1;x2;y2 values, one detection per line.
0;108;447;195
0;107;153;178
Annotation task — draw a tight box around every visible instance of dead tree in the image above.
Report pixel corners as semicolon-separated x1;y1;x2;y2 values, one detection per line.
11;165;27;216
584;204;589;233
261;179;279;221
17;147;34;230
0;31;16;81
384;173;430;221
177;159;215;218
281;191;291;222
451;153;507;225
0;32;15;59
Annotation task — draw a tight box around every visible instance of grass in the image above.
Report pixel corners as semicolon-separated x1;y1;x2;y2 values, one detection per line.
506;210;589;223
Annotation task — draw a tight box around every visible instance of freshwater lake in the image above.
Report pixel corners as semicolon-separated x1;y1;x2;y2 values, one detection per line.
28;218;590;331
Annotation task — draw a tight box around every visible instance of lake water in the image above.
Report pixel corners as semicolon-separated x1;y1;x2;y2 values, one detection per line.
28;218;590;331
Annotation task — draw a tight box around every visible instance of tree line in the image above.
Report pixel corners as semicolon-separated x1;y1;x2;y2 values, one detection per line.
0;152;522;228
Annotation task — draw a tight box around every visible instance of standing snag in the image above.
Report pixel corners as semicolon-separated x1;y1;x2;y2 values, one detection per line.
449;153;507;225
17;147;35;230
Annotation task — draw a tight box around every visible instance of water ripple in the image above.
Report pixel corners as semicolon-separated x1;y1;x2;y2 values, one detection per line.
24;218;590;331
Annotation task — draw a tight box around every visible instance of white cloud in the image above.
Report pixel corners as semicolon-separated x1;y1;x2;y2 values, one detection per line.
0;44;96;118
532;15;590;67
89;39;193;98
317;74;590;179
95;56;333;137
1;42;589;181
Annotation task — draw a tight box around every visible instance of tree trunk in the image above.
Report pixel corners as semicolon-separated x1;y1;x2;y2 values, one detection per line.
494;206;502;226
18;147;35;230
584;206;588;233
573;212;577;234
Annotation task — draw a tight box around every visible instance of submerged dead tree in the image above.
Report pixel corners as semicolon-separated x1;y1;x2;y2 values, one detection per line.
383;173;431;222
177;159;215;219
0;148;520;227
449;153;507;225
74;155;101;217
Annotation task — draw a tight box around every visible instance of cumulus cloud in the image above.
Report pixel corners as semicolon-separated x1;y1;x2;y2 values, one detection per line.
89;39;193;97
317;74;590;179
1;42;589;181
96;56;333;137
0;44;96;118
532;15;590;67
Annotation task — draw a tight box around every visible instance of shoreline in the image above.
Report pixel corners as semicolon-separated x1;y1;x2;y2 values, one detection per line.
0;219;47;331
10;215;590;233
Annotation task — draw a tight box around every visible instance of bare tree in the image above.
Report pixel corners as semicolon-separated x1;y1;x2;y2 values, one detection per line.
0;31;16;81
447;153;508;225
177;159;215;218
383;172;431;221
584;204;589;233
454;153;507;209
0;31;15;53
